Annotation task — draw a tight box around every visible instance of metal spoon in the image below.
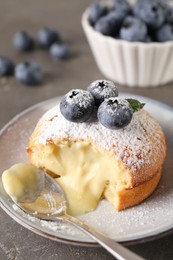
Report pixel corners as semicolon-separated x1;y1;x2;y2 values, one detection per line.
16;170;144;260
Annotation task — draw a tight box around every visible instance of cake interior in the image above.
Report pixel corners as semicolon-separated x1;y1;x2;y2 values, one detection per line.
30;140;132;216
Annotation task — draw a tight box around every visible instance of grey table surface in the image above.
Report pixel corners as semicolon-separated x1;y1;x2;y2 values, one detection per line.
0;0;173;259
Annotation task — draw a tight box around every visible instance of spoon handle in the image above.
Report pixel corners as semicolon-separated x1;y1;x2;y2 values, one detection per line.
61;214;144;260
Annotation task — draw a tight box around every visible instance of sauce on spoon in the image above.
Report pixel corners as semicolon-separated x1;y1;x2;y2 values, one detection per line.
2;163;44;203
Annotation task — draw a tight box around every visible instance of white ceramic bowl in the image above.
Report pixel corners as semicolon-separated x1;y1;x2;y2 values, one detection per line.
82;6;173;88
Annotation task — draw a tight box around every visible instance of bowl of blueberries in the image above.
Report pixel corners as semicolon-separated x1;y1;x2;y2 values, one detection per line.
82;0;173;87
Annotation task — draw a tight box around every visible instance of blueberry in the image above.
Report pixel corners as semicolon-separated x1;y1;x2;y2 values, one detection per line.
60;89;95;123
0;56;14;76
87;80;118;107
120;16;147;42
38;28;60;48
165;4;173;24
13;31;34;51
88;3;108;25
112;0;131;21
50;42;70;59
155;24;173;42
133;0;165;29
143;35;152;43
97;97;133;129
15;61;43;85
95;11;122;36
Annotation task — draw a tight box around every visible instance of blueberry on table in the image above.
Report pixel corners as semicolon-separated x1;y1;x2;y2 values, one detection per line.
120;16;147;42
133;0;165;29
155;24;173;42
60;89;95;123
0;56;14;76
88;3;108;25
97;97;133;129
50;42;70;59
87;80;118;107
15;61;43;86
13;31;35;51
38;28;60;48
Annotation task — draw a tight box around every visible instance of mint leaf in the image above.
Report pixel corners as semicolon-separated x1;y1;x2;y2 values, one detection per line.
126;98;145;113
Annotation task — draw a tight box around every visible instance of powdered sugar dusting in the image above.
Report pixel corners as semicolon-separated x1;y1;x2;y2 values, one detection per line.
35;105;165;183
65;89;94;109
100;97;132;116
88;79;118;99
99;86;117;97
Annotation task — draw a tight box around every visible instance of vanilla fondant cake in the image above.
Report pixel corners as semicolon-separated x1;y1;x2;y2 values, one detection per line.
27;80;166;216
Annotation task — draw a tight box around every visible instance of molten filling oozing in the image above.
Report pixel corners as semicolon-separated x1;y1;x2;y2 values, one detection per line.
33;141;130;216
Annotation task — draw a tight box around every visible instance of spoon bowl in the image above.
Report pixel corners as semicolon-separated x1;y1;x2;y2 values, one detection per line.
19;170;67;217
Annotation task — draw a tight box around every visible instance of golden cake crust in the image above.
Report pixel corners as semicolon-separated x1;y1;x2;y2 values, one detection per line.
104;168;162;210
27;104;166;211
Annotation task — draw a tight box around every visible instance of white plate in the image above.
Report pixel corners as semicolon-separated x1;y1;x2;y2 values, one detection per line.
0;94;173;246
